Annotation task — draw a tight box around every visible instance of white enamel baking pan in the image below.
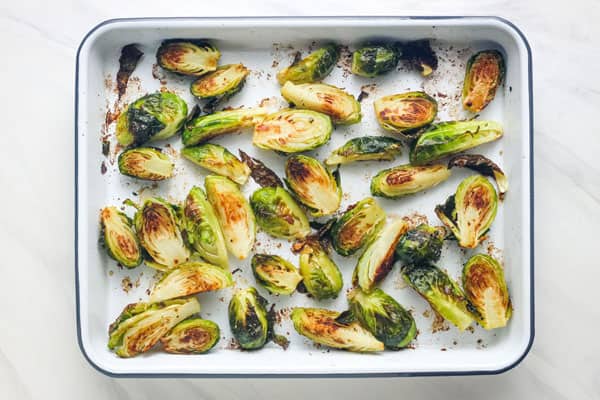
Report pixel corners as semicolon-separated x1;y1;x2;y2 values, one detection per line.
75;16;533;377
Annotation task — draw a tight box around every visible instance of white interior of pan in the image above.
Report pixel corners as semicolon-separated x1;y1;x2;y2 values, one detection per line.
76;17;532;375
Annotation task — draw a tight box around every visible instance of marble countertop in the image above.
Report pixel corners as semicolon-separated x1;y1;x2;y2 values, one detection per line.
2;1;599;399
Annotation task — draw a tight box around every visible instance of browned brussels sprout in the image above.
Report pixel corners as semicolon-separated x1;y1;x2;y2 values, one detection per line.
250;187;310;239
190;63;249;106
118;147;174;181
325;136;403;166
298;241;343;300
351;44;400;77
277;44;339;84
251;254;302;295
99;206;142;268
157;40;220;76
370;164;450;198
228;287;270;350
181;143;251;185
374;91;437;132
395;224;445;266
161;318;220;354
462;50;505;112
183;107;267;146
447;154;508;198
331;197;386;256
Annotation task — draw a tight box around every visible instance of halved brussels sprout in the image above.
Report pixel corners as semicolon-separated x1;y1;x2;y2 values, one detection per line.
161;318;220;354
280;82;361;125
277;44;339;84
108;297;201;357
183;107;267;146
157;40;220;76
395;224;445;266
402;264;474;331
118;147;174;181
182;186;228;268
351;44;400;77
285;155;341;217
435;175;498;249
298;241;343;300
462;50;505;112
239;150;284;188
99;206;142;268
291;307;384;352
370;164;450;198
133;198;190;269
205;175;256;260
331;197;386;256
448;154;508;198
116;92;188;147
251;254;302;295
149;261;233;303
228;287;270;350
190;63;249;105
250;187;310;239
463;254;512;330
325;136;403;166
399;40;438;77
252;109;332;153
348;288;417;350
353;218;408;292
409;120;504;165
374;92;437;132
182;143;251;185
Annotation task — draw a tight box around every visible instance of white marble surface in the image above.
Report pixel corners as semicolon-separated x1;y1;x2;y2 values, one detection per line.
1;1;599;399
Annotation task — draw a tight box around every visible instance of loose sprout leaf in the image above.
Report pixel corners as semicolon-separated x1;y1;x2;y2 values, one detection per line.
239;150;283;188
399;40;438;77
117;44;143;100
447;154;508;198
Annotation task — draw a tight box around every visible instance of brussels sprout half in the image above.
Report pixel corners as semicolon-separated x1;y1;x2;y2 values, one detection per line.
348;288;417;350
351;44;400;77
183;107;268;146
462;50;505;113
402;264;475;331
116;92;188;147
99;206;142;268
205;175;256;260
277;44;340;85
108;297;201;358
353;218;408;292
228;287;270;350
435;175;498;249
253;109;332;153
331;197;386;256
250;187;310;239
325;136;403;166
285;155;341;217
462;254;512;330
370;164;451;198
182;143;251;185
281;82;361;125
161;318;220;354
190;63;249;105
118;147;174;181
374;91;437;132
157;40;220;76
395;224;445;266
251;254;303;295
409;120;503;165
298;241;343;300
149;261;233;303
447;154;508;198
291;307;384;352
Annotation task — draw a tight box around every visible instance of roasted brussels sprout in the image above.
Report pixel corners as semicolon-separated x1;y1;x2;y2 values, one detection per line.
149;261;233;303
374;92;437;132
253;109;332;153
133;198;190;269
251;254;302;295
325;136;403;166
351;44;400;77
277;44;339;84
182;144;251;185
108;297;200;357
463;254;512;330
250;187;310;239
205;175;256;260
116;92;188;147
285;155;341;217
409;120;503;165
353;218;408;292
395;224;445;266
291;307;384;352
182;186;229;268
190;63;249;105
462;50;505;113
228;287;270;350
298;241;343;300
448;154;508;198
348;288;417;350
118;147;174;181
331;197;386;256
157;40;220;76
399;40;438;77
239;150;284;188
161;318;220;354
402;264;474;331
183;107;267;146
435;175;498;249
99;206;142;268
370;164;450;198
280;82;361;125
